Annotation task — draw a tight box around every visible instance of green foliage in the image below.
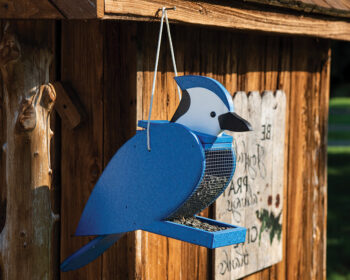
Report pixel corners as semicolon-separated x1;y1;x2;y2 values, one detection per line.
327;96;350;280
328;146;350;154
329;114;350;126
330;98;350;108
328;131;350;142
327;148;350;280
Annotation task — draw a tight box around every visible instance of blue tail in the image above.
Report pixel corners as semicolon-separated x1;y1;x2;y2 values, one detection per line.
60;234;123;272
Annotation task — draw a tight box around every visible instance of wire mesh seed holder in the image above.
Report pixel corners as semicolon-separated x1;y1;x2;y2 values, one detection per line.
60;7;248;272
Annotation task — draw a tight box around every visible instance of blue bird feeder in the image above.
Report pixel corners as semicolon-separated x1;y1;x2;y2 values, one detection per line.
61;75;252;272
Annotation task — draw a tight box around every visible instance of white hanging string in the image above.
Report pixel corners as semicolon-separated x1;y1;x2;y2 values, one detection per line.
147;7;179;151
165;9;181;100
147;8;165;151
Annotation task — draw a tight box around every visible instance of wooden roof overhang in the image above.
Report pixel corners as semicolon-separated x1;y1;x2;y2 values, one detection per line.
2;0;350;40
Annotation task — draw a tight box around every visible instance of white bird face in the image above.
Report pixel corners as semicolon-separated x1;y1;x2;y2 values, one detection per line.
174;87;229;136
171;75;252;136
171;86;252;136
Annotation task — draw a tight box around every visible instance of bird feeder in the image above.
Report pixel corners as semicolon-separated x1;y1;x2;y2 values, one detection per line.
60;17;253;271
0;0;339;279
61;71;252;271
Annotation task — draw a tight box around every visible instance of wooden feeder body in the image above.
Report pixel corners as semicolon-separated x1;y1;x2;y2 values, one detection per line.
76;120;245;246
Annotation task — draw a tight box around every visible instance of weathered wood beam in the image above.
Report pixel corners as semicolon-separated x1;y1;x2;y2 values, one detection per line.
0;0;63;19
245;0;350;19
104;0;350;41
0;24;58;279
50;0;104;18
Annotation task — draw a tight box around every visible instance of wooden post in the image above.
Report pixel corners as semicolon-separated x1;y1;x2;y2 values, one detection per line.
0;25;58;279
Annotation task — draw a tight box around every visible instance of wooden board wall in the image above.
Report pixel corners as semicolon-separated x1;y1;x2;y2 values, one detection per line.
105;0;350;42
0;20;325;280
134;23;329;280
0;21;6;280
59;21;139;280
0;20;59;280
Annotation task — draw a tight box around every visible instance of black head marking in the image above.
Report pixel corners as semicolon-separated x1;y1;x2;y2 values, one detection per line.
170;90;191;122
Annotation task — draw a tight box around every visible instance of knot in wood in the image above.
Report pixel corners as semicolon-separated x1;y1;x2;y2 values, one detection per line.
89;161;101;184
0;32;20;67
40;84;56;111
17;98;36;132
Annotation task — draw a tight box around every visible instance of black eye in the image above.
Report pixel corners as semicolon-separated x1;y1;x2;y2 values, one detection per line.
210;111;216;118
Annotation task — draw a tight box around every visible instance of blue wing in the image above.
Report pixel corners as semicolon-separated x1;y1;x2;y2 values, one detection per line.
75;122;205;236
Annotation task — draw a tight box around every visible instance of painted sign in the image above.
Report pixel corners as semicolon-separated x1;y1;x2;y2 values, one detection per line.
214;90;286;279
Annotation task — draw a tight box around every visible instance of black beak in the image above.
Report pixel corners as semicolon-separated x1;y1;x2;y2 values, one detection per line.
218;112;252;132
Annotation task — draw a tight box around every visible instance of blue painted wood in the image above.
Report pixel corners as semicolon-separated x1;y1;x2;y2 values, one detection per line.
60;234;123;272
61;74;250;272
143;216;246;248
174;75;234;111
61;215;246;271
138;120;169;128
138;120;233;146
75;122;205;236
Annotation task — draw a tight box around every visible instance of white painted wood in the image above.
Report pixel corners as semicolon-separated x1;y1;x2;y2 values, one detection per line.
175;87;231;136
214;90;286;279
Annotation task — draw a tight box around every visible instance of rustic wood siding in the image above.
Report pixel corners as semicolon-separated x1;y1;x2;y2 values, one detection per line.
245;0;350;18
0;20;329;280
0;1;62;19
60;21;105;280
0;23;6;280
104;1;350;42
134;24;329;280
0;20;59;280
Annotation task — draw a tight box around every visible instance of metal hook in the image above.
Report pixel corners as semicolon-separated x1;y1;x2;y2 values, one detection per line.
156;6;176;17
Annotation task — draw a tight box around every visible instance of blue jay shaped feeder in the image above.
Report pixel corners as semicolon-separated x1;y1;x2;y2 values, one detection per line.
61;75;252;272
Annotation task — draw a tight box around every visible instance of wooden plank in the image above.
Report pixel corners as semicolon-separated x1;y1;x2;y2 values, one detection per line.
104;0;350;41
230;35;328;280
234;35;280;280
242;36;328;280
136;22;212;280
245;0;350;18
214;90;286;279
137;23;171;280
51;0;103;18
60;21;104;280
0;22;6;280
102;21;138;280
0;0;62;18
317;47;330;280
272;36;291;280
0;0;349;21
283;37;329;280
0;21;59;280
212;35;285;280
54;20;329;280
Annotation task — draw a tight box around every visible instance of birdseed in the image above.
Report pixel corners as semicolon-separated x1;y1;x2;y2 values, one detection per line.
171;216;230;232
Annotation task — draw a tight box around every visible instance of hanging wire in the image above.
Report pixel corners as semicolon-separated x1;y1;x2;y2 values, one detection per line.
147;7;179;151
147;7;165;151
165;9;181;100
